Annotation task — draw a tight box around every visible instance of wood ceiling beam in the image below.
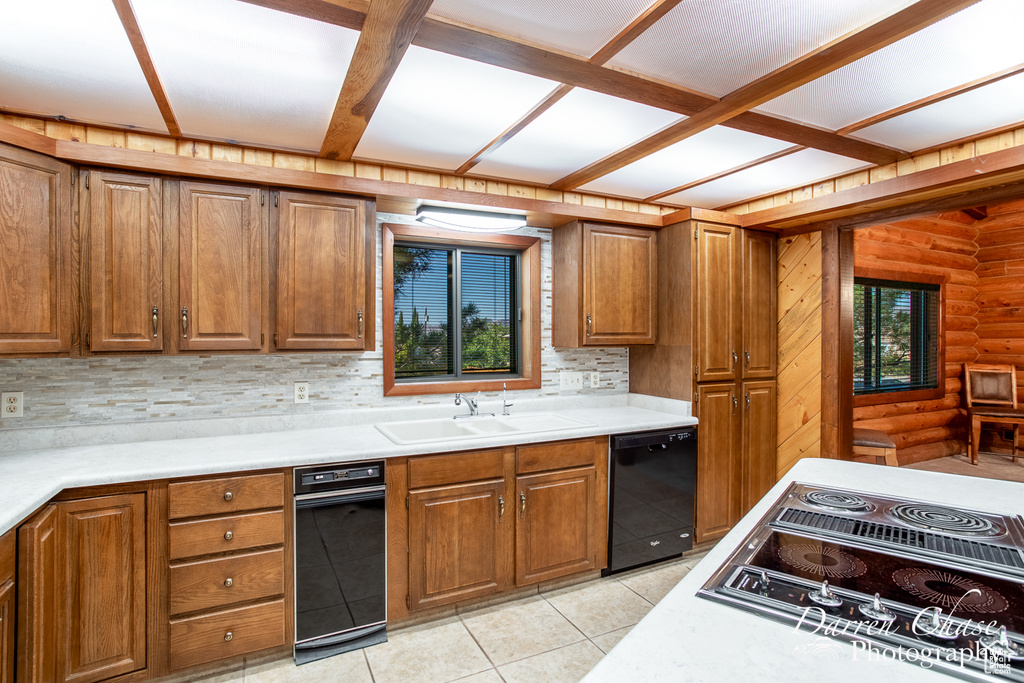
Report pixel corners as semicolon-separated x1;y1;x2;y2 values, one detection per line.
237;0;367;30
644;146;804;203
319;0;434;160
550;0;982;190
112;0;181;137
588;0;685;64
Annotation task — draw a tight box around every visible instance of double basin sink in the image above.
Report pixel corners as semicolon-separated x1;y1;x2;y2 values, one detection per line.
375;412;595;445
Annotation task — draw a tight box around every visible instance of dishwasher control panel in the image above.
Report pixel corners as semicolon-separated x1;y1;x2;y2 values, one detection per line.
294;461;385;494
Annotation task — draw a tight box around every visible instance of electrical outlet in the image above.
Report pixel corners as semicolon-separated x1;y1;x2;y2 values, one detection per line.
2;392;24;418
294;382;309;404
590;372;600;388
559;371;583;392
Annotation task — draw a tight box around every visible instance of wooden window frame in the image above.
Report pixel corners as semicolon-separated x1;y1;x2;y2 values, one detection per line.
383;223;541;397
851;265;946;408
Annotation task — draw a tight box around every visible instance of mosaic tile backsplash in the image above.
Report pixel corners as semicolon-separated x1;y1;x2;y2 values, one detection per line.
0;217;628;434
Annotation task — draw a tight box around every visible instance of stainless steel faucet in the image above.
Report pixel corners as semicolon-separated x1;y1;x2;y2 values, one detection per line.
502;383;513;416
454;392;479;418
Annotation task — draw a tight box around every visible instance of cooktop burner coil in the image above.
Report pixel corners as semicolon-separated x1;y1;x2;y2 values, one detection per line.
799;490;874;513
889;503;1003;537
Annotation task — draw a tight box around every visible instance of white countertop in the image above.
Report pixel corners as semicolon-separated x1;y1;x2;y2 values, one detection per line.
585;458;1024;683
0;394;694;536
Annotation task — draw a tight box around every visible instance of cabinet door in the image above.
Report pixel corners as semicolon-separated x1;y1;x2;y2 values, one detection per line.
86;171;163;352
515;466;598;585
0;144;73;355
58;494;147;683
583;224;656;346
408;479;510;611
17;504;59;683
275;192;369;350
741;230;777;379
695;223;739;382
179;181;264;350
1;528;16;683
694;383;739;543
741;380;777;515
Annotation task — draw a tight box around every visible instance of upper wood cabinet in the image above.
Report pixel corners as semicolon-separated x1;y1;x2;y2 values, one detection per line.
0;143;74;356
274;191;374;351
178;181;266;352
84;171;163;352
694;224;776;382
553;221;657;347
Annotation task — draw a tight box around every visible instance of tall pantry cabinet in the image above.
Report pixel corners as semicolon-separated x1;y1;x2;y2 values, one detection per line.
693;223;777;543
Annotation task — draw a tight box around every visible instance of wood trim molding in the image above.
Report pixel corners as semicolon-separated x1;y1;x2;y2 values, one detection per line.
381;223;542;397
821;227;854;459
661;207;742;226
112;0;181;137
319;0;433;160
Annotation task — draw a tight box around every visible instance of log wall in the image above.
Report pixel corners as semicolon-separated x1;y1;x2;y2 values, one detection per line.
851;214;980;465
777;232;823;477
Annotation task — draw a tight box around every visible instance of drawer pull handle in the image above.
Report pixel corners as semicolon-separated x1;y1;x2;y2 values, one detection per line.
224;631;233;642
223;491;233;501
498;495;504;521
224;531;234;541
152;306;159;338
358;309;363;339
520;491;526;518
181;307;188;337
224;577;234;587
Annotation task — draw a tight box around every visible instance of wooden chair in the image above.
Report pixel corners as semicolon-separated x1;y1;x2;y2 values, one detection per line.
963;363;1024;465
851;428;899;467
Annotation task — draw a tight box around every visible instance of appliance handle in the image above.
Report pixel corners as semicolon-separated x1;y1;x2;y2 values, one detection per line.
295;487;385;507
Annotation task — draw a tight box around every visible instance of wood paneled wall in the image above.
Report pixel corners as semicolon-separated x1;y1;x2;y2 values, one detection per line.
777;232;823;477
851;214;980;465
974;198;1024;405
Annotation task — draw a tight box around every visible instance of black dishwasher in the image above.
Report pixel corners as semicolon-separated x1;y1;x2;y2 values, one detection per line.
293;461;386;665
604;426;697;575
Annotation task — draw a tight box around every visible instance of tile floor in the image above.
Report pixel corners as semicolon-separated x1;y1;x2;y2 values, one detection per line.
185;552;707;683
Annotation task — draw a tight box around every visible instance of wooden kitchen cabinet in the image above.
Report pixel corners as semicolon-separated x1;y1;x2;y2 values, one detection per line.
0;142;75;356
83;170;164;352
177;180;266;352
553;221;657;347
1;529;15;683
18;494;147;683
274;191;374;350
741;230;777;379
740;380;777;513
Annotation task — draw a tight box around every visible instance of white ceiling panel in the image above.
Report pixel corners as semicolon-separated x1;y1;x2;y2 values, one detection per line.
0;0;166;131
428;0;653;58
607;0;916;97
131;0;358;152
758;0;1024;132
662;149;869;210
354;47;558;171
854;72;1024;152
581;126;793;200
472;89;682;185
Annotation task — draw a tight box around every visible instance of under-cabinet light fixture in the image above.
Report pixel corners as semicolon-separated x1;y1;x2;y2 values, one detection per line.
415;205;527;233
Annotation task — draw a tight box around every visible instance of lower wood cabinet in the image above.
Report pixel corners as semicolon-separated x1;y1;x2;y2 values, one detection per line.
695;380;776;543
18;494;147;683
389;437;608;619
1;528;15;683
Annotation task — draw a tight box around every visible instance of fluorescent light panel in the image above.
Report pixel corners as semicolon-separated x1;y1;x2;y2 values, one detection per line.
416;206;527;232
131;0;358;151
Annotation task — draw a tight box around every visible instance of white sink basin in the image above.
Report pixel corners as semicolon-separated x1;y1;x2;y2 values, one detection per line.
375;412;595;445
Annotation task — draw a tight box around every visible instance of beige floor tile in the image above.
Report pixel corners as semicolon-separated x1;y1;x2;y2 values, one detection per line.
544;579;653;638
590;625;633;654
364;617;492;683
244;649;371;682
157;660;245;683
618;560;693;604
450;670;504;683
461;594;586;666
497;640;605;683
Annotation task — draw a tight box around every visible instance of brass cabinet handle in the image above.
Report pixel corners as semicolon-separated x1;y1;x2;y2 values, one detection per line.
745;349;750;369
732;349;738;369
745;393;750;414
520;491;526;518
498;495;504;521
224;531;233;541
152;307;159;338
732;394;738;415
223;491;233;501
586;314;592;336
224;632;233;642
181;307;189;337
224;577;234;587
358;309;363;339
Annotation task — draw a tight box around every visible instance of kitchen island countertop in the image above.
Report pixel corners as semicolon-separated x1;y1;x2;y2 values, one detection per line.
585;457;1024;683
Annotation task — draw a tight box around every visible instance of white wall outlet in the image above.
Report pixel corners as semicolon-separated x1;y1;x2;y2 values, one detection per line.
294;382;309;404
2;392;24;418
590;372;600;388
560;371;583;392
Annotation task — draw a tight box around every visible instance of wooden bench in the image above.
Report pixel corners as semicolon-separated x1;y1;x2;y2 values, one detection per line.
851;428;898;467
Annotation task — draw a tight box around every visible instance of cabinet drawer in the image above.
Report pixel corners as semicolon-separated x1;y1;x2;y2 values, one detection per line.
169;510;284;560
409;449;505;488
516;438;603;474
170;598;285;670
170;548;284;615
169;473;284;519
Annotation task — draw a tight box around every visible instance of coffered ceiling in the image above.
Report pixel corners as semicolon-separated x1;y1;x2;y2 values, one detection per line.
1;0;1021;211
